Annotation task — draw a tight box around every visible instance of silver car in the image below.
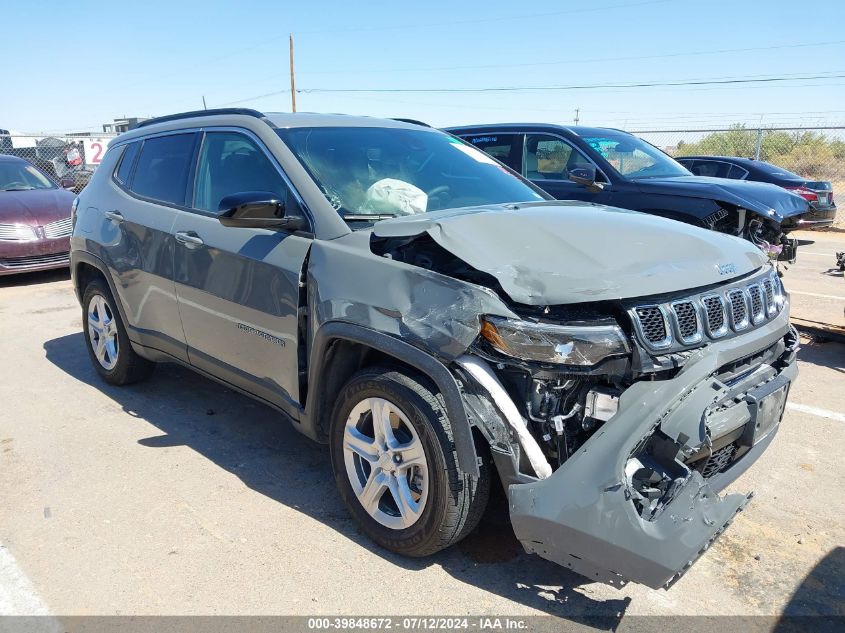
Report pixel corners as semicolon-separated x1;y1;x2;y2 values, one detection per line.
70;109;799;589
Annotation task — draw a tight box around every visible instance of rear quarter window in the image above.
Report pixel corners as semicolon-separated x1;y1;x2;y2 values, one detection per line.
130;133;197;206
113;142;140;186
463;134;522;172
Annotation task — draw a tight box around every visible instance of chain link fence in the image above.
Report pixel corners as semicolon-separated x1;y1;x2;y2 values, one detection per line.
2;125;843;205
0;133;117;193
636;125;845;188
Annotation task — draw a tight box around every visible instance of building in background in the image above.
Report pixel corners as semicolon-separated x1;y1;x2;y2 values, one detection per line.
102;117;148;134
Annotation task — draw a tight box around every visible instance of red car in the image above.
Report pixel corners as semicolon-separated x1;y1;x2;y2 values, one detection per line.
0;155;76;275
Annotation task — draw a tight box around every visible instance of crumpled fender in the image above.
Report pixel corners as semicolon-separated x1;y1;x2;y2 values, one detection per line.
307;231;517;360
509;310;795;589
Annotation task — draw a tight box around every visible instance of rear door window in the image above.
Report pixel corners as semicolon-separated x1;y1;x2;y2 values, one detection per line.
462;133;523;171
130;133;197;206
686;159;732;178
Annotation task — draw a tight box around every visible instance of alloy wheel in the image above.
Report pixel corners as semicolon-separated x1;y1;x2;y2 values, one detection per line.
342;397;429;530
87;294;119;371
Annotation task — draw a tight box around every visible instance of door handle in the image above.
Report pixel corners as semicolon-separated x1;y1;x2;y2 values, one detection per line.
175;231;204;248
104;210;124;223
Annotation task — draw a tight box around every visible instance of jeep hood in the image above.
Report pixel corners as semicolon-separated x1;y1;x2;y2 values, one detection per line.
635;175;809;222
372;201;767;305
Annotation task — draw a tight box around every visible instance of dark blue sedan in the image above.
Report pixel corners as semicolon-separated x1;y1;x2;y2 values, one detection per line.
676;155;836;230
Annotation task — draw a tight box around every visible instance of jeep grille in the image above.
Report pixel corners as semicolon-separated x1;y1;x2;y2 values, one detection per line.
634;306;670;348
629;271;784;353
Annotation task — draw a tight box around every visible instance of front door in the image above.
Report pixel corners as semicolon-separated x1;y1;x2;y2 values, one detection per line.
523;134;614;205
172;129;311;411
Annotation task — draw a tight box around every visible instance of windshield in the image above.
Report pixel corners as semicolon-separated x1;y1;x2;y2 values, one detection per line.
582;133;691;180
0;161;55;191
279;127;545;219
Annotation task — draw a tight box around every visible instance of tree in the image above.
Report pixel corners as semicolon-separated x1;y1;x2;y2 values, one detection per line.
674;126;844;181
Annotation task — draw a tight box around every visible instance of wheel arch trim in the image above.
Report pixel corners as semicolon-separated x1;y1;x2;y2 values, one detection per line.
305;321;480;478
71;251;132;331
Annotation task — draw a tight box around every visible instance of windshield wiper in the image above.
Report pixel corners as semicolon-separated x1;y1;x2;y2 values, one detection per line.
2;187;36;191
342;214;397;221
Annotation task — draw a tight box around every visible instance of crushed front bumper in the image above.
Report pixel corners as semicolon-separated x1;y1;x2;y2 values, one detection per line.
508;309;798;589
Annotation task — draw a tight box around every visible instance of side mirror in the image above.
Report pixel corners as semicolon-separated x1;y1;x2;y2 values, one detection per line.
217;191;304;231
568;166;605;192
60;177;76;190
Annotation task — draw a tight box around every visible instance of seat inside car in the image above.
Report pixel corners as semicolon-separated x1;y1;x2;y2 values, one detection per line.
524;138;545;180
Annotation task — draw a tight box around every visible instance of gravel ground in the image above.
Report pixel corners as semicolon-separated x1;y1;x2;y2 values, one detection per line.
0;268;842;623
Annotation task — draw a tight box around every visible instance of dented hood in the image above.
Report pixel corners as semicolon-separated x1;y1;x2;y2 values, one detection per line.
373;201;767;305
635;175;809;221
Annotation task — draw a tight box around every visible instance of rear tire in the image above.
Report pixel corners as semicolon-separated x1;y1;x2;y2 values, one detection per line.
329;366;490;557
82;278;154;385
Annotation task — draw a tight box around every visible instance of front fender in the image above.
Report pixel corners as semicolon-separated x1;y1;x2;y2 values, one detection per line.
305;321;480;477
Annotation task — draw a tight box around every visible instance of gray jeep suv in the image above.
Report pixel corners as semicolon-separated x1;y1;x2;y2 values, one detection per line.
70;109;799;589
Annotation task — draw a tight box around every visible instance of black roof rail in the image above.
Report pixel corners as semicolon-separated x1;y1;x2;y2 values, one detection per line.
390;118;431;128
136;108;267;129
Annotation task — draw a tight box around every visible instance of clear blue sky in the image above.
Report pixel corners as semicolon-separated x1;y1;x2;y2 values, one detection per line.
4;0;845;133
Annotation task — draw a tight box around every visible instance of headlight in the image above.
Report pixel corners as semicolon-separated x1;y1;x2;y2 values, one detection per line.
479;316;630;366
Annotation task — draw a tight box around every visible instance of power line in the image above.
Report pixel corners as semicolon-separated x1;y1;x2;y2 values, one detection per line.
295;39;845;77
296;73;845;94
101;0;671;95
217;72;845;105
202;37;845;103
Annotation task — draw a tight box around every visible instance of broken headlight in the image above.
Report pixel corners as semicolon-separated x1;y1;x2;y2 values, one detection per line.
480;316;630;367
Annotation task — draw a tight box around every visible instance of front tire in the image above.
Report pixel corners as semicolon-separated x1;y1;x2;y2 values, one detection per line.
82;278;154;385
329;366;489;557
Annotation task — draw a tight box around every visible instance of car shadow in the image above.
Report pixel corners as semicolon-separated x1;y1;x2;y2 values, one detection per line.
0;267;70;288
820;267;843;278
797;338;845;375
43;332;631;625
773;546;845;629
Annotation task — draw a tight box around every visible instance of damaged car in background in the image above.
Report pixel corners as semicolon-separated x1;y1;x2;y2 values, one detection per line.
447;123;808;263
71;109;798;590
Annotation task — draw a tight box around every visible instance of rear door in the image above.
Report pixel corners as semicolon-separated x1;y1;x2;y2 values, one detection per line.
172;129;311;412
100;133;198;361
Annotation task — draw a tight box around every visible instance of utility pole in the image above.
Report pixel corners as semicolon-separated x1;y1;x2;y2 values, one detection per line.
574;108;580;125
289;34;297;113
202;96;207;110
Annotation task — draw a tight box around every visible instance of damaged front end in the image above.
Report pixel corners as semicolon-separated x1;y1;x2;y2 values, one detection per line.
702;206;797;263
365;203;799;588
451;274;798;589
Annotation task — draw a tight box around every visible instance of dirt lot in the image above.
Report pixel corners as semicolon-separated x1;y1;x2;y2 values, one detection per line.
0;262;843;623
